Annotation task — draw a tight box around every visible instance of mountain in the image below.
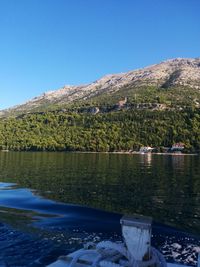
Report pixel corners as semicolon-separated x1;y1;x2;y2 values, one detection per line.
0;58;200;153
1;57;200;117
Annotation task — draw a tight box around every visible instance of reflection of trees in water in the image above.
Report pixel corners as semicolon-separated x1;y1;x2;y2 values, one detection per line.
171;155;185;170
0;152;200;233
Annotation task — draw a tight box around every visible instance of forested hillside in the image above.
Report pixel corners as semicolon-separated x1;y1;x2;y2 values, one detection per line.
0;58;200;153
0;108;199;152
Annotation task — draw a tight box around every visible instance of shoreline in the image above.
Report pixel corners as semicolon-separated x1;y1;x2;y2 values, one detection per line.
102;151;198;156
0;150;198;156
66;151;198;156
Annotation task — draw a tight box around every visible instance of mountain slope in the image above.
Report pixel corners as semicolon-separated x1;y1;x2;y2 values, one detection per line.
1;57;200;116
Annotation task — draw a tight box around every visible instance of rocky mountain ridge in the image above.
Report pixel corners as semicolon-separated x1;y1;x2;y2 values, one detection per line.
1;57;200;116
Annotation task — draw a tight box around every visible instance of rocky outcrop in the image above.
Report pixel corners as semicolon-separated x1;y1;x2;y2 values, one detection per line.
1;58;200;116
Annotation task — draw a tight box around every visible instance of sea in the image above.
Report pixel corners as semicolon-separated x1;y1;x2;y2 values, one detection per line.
0;152;200;266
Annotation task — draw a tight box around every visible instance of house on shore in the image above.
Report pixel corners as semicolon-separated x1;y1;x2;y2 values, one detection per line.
171;143;185;152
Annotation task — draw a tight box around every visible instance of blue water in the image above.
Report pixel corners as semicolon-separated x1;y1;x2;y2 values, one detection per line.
0;182;122;266
0;152;200;266
0;182;199;266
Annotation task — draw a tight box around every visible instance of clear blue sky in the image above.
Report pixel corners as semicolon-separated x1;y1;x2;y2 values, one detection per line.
0;0;199;109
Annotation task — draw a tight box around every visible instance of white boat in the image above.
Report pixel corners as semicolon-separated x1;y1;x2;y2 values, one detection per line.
48;215;200;267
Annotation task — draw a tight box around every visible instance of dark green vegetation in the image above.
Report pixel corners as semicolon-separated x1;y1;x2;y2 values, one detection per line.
0;107;199;152
0;84;200;152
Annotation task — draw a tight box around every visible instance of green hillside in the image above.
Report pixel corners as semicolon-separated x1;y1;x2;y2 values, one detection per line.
0;106;199;152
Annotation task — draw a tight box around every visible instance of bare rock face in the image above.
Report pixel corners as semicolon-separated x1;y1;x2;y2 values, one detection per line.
1;58;200;115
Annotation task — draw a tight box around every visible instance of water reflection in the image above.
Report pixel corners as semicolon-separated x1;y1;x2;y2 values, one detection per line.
171;155;185;170
139;153;152;167
0;152;200;234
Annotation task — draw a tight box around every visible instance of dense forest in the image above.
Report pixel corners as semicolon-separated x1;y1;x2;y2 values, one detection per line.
0;108;199;152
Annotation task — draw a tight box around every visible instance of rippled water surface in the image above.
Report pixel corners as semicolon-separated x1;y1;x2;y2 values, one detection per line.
0;152;200;266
